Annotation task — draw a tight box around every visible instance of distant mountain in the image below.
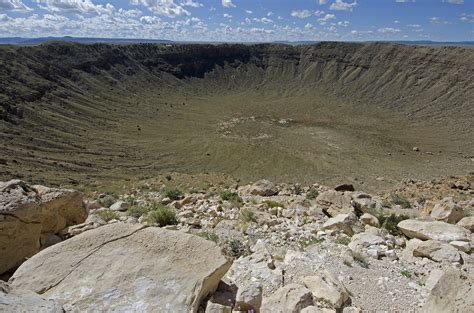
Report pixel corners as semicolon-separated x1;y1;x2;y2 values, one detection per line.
0;36;174;45
382;40;474;47
1;37;472;48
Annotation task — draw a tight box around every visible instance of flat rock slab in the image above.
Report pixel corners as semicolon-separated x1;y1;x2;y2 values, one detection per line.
9;223;231;312
397;219;471;242
0;281;63;313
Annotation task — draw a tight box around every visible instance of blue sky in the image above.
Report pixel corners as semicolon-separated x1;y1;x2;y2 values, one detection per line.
0;0;473;41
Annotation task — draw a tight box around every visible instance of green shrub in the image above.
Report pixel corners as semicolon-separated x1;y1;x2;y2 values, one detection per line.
127;205;151;218
98;192;119;208
373;211;410;235
220;190;243;208
391;194;412;209
146;204;178;227
162;186;183;200
335;236;351;246
262;200;284;208
197;231;219;243
222;239;250;259
240;208;257;223
401;270;412;278
220;190;239;201
95;209;119;222
306;186;319;200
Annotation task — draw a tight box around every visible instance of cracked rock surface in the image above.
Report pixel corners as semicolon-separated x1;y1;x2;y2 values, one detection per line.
9;223;231;312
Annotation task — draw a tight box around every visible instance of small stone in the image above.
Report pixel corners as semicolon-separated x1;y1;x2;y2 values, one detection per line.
449;240;471;253
360;213;379;227
109;200;130;211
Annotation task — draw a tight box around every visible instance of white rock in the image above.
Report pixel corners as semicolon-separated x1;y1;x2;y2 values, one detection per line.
0;281;63;313
457;216;474;232
449;240;471;253
109;200;130;211
261;283;313;313
10;223;231;312
422;269;474;313
235;281;262;312
323;213;364;236
413;240;461;263
303;270;350;309
360;213;379;227
348;232;385;253
397;219;471;242
430;197;464;224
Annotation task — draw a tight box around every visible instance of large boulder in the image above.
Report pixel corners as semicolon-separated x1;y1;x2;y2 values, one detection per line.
397;219;471;242
413;240;461;263
430;197;464;224
422;269;474;313
9;223;231;312
348;232;385;254
0;180;41;274
457;216;474;232
260;283;313;313
323;213;364;236
226;240;283;295
302;270;350;309
0;281;63;313
33;184;87;234
250;180;279;196
316;191;354;217
0;180;87;275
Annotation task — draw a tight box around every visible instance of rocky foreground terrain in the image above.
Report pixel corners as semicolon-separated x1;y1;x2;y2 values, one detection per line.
1;176;473;312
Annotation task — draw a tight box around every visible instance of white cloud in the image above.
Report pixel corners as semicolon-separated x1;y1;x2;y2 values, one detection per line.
314;10;325;16
460;13;474;23
337;20;350;27
0;0;32;12
181;0;203;8
429;16;451;24
267;11;273;16
304;22;314;29
223;13;232;18
291;9;312;19
318;13;335;25
245;9;252;14
131;0;189;17
36;0;114;15
221;0;235;8
394;20;400;23
444;0;464;4
319;0;327;4
407;24;421;28
377;27;401;34
330;0;357;12
253;17;273;24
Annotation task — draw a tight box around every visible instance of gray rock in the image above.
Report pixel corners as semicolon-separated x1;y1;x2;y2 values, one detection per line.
250;180;279;196
457;216;474;232
422;269;474;313
10;223;231;312
109;200;130;211
413;240;461;263
360;213;379;227
430;197;464;224
316;191;354;217
303;270;350;309
261;283;313;313
398;219;471;242
0;281;63;313
323;213;364;236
